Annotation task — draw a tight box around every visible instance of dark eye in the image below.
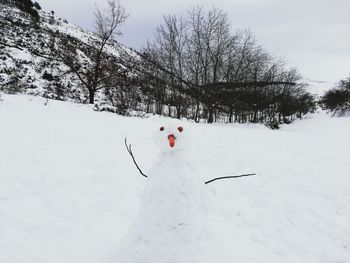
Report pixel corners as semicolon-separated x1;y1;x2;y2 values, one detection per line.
178;126;183;132
160;126;164;131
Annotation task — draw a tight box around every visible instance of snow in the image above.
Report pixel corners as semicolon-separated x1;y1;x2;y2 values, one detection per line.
0;94;349;263
304;78;336;97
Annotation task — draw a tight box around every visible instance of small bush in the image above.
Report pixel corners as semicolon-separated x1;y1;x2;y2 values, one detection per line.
42;71;54;81
267;119;280;130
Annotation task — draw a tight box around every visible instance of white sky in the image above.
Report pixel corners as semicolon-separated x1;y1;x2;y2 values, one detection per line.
40;0;350;84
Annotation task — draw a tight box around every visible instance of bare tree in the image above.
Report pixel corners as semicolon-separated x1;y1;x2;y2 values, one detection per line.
143;15;187;118
56;0;128;104
136;6;312;126
94;0;128;44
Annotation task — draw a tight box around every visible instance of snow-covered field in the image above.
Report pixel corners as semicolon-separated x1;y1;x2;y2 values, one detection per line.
0;94;349;263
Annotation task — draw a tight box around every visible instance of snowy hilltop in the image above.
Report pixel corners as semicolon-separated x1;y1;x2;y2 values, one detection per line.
0;2;139;108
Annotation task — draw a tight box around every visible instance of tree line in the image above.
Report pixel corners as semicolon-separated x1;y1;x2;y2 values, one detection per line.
55;2;316;127
2;0;320;128
121;6;316;126
320;76;350;115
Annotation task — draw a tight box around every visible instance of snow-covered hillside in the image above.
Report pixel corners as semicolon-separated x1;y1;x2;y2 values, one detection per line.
0;4;132;102
0;94;349;263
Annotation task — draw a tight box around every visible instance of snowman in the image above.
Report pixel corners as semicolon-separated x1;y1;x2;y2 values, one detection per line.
118;121;217;263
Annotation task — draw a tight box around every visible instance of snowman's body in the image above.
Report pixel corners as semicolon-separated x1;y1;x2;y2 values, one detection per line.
118;123;213;263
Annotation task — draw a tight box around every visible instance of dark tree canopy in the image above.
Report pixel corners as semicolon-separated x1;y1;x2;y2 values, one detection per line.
134;7;316;127
320;75;350;115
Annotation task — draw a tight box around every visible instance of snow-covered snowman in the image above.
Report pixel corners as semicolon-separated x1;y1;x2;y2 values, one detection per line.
118;121;217;263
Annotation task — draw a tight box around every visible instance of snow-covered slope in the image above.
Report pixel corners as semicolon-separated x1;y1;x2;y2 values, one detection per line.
304;78;337;98
0;4;133;102
0;4;78;98
0;94;349;263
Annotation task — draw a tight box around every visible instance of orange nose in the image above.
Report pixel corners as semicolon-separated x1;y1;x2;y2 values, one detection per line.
168;134;176;147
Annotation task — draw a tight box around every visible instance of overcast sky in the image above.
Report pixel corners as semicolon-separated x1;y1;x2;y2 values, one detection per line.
40;0;350;84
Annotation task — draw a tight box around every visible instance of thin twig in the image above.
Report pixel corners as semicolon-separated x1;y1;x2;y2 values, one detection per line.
124;137;148;178
205;173;256;185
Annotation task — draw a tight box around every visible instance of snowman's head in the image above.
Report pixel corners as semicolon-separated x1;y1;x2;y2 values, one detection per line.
153;122;186;152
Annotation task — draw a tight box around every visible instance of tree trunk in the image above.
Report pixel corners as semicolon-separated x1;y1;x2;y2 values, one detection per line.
229;107;234;123
89;89;95;104
176;106;181;119
207;107;214;123
194;100;200;123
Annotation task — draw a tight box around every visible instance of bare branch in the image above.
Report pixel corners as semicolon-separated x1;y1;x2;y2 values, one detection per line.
124;137;148;178
94;0;129;41
0;41;24;50
205;173;256;185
